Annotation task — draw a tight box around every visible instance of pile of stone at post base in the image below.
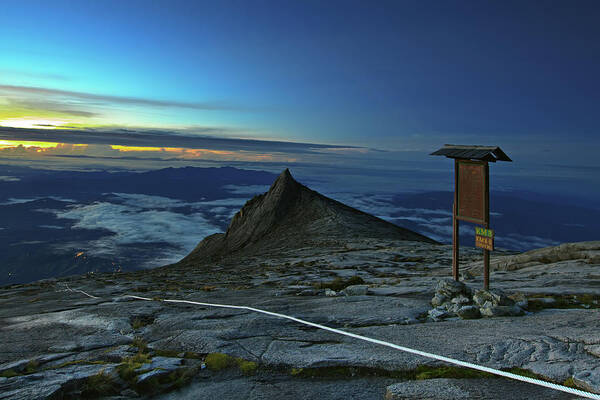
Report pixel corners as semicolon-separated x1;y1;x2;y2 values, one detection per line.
428;279;527;321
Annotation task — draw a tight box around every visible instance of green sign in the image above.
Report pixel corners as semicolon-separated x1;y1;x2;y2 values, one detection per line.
475;226;493;238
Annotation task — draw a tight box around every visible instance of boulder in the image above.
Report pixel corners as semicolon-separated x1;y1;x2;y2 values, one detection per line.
480;305;524;317
435;279;470;298
473;289;514;307
430;294;447;307
451;295;471;306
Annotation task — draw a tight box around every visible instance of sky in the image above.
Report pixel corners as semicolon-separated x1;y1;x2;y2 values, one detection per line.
0;0;599;167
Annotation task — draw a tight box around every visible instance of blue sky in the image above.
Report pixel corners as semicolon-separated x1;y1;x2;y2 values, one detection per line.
0;0;599;163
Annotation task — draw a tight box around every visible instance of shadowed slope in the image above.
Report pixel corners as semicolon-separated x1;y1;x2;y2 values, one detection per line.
177;169;436;265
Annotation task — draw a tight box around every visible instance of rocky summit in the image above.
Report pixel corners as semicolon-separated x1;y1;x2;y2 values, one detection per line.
177;169;435;266
1;170;600;400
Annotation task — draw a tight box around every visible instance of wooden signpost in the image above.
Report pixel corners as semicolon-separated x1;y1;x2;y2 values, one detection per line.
431;145;511;290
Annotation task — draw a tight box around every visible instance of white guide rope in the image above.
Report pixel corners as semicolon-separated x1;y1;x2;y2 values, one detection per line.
63;285;600;399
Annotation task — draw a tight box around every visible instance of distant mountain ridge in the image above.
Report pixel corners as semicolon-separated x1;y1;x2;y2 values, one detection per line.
177;169;436;265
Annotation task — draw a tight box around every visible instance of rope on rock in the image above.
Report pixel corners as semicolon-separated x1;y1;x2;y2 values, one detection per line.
63;287;600;399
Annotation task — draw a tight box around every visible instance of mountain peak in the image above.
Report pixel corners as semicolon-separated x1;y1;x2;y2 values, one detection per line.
267;168;302;193
178;169;436;265
278;168;292;180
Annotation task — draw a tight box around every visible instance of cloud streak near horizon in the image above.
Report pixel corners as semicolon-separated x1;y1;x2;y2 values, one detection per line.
0;84;242;111
0;126;373;169
0;126;360;153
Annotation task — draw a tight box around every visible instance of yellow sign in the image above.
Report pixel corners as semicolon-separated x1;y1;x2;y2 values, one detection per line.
475;227;493;238
475;227;494;250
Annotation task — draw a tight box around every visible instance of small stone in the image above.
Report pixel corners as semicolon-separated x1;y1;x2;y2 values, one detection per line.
445;303;460;314
343;285;369;296
457;305;481;319
428;307;449;321
324;289;337;297
473;290;492;307
482;300;493;309
431;294;447;307
451;295;471;305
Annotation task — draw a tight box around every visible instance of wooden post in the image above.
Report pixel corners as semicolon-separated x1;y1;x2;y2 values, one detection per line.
452;159;460;281
483;162;490;290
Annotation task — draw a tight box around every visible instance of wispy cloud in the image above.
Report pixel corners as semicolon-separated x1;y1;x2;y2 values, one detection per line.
0;196;76;205
7;98;98;117
0;69;70;81
0;84;241;111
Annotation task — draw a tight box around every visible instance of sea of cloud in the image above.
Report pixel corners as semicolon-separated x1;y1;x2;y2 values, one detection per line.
0;177;576;272
323;192;559;252
36;192;258;267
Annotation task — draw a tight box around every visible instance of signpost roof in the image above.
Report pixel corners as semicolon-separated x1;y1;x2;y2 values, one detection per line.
430;144;512;162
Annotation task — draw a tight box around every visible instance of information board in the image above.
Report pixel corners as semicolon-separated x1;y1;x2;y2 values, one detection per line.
457;161;486;224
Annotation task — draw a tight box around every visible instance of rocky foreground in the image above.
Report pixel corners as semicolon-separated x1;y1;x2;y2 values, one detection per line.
1;170;599;399
1;238;599;399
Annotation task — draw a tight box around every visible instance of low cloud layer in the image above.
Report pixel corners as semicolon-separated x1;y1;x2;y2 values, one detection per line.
52;201;220;266
223;184;270;195
327;192;560;252
0;196;75;205
42;192;254;266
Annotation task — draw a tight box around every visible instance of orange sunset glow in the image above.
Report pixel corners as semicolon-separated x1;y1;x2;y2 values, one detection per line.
111;145;236;157
0;139;294;163
0;140;73;149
